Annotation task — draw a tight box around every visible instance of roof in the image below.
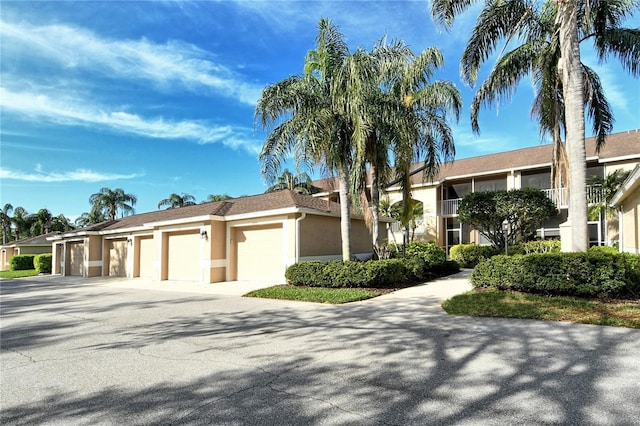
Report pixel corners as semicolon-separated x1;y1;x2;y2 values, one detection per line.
313;129;640;191
57;190;346;236
1;232;61;248
611;165;640;206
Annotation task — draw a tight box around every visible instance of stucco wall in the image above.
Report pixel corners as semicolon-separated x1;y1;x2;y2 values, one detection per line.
299;214;374;258
621;188;640;253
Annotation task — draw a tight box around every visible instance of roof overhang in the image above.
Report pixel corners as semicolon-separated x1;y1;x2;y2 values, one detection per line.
611;165;640;206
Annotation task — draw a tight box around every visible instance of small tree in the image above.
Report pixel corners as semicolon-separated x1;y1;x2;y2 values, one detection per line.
458;188;558;250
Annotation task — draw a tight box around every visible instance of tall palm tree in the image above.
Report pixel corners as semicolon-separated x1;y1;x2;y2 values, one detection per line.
265;169;319;194
256;18;355;261
157;193;196;210
89;187;137;220
50;214;75;232
1;203;13;244
205;194;233;202
12;207;30;240
29;208;53;235
75;208;106;228
431;0;640;252
341;40;460;254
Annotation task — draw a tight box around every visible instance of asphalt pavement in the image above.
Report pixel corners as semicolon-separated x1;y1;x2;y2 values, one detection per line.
1;271;639;425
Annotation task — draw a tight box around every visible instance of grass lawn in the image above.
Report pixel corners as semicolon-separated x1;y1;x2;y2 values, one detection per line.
0;269;40;279
443;290;640;328
245;285;383;304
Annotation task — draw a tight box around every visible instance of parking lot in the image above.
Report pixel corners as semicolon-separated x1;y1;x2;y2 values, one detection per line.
2;273;639;425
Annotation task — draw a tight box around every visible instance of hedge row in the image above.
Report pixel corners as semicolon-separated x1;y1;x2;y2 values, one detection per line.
450;240;563;268
285;258;460;288
471;252;640;298
9;255;36;271
35;254;52;274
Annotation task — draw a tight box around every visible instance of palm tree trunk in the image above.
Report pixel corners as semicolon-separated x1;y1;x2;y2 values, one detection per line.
370;163;380;254
338;168;352;261
557;0;588;252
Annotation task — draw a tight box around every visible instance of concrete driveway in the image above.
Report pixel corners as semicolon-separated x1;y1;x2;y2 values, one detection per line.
1;272;639;425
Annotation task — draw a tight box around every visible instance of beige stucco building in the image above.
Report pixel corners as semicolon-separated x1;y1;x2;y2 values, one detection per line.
611;165;640;254
0;233;56;271
47;190;387;283
315;129;640;254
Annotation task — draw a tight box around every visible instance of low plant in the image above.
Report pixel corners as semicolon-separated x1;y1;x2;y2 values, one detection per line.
245;286;381;304
9;255;36;271
405;241;446;266
521;240;561;254
34;253;52;274
449;244;496;268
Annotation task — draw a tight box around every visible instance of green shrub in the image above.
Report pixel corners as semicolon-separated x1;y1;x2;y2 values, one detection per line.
471;252;640;298
9;255;36;271
405;241;446;266
403;256;429;280
521;240;561;254
449;244;497;268
34;254;52;274
588;245;619;255
430;260;461;276
286;259;409;288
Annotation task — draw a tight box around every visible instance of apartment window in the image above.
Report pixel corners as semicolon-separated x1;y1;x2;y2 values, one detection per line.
445;182;471;199
522;170;551;189
475;177;507;192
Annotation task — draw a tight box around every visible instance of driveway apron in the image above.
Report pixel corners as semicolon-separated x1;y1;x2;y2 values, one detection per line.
1;271;639;425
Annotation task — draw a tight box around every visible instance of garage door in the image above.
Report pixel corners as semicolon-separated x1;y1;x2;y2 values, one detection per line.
108;239;128;277
167;231;200;281
235;224;284;281
68;242;84;276
138;236;155;279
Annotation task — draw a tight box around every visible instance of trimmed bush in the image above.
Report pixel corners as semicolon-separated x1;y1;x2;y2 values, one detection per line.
9;255;36;271
450;244;497;268
588;245;619;255
286;259;409;288
521;240;561;254
471;252;640;298
405;241;446;266
34;253;53;274
431;260;461;276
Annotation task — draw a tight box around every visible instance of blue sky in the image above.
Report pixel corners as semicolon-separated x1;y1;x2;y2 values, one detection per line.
1;1;639;221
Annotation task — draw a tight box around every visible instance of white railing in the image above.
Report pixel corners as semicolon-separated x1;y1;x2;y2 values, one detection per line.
441;186;603;215
441;198;461;216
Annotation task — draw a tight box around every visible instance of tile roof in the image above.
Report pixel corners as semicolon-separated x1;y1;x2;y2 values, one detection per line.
68;190;343;234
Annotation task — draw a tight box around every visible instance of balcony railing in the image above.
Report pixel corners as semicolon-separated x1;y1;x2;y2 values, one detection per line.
441;186;603;216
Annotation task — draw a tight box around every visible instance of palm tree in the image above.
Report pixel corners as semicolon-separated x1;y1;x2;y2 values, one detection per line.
1;203;13;244
157;193;196;210
587;169;630;220
30;209;54;235
50;214;75;232
75;208;106;228
12;207;30;240
205;194;233;202
89;187;137;220
256;18;355;261
431;0;640;252
339;40;460;255
265;169;319;194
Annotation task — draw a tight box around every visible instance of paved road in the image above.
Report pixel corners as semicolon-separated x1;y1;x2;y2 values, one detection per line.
1;272;639;425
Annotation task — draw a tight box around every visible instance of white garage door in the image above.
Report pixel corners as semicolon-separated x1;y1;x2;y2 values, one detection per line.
235;224;284;281
138;236;155;279
108;239;128;277
68;242;84;276
167;231;200;282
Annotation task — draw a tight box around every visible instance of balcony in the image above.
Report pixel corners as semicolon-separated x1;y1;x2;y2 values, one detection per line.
441;186;603;216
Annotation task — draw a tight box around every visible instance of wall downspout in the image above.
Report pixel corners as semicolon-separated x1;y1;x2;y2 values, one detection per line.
617;207;624;253
295;213;307;263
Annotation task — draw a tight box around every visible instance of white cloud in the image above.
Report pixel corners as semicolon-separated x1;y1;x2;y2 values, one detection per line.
0;165;142;183
0;19;262;105
0;87;263;153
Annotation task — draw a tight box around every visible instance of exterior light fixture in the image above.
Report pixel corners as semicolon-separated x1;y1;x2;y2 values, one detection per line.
201;230;208;240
